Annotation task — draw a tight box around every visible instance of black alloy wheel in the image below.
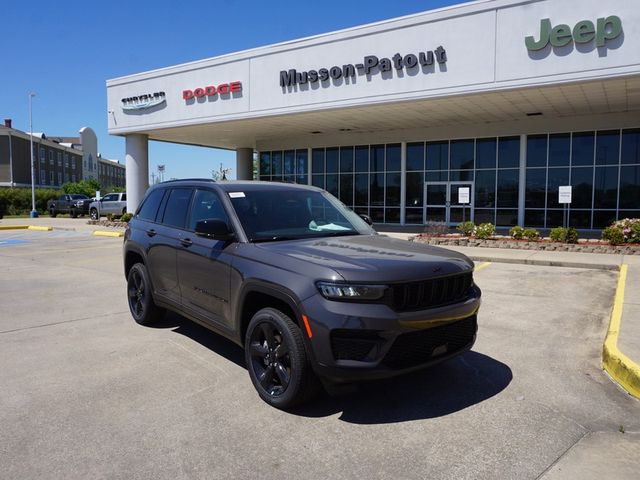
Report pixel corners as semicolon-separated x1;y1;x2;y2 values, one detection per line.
90;208;99;220
49;208;57;218
127;263;164;325
245;308;320;409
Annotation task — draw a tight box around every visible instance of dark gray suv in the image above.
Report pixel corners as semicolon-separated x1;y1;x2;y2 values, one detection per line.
123;179;481;408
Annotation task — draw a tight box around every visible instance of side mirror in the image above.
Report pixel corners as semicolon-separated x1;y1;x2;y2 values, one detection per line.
195;219;235;241
359;214;373;226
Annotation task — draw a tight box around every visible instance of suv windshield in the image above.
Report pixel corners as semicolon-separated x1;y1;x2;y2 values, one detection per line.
70;194;89;200
228;189;371;242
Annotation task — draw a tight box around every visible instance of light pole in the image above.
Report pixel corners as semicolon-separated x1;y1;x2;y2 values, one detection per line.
28;92;38;218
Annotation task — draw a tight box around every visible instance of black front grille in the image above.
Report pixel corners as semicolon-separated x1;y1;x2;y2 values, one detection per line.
391;272;473;312
331;329;383;361
381;316;477;369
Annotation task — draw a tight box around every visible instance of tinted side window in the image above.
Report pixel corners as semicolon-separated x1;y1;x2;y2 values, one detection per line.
121;194;127;201
137;189;165;221
161;188;193;228
189;189;230;231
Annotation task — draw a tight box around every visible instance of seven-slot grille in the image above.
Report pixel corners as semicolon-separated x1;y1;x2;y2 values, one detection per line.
390;271;473;312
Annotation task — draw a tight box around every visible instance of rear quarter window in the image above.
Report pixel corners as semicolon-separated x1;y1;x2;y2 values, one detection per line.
136;189;165;222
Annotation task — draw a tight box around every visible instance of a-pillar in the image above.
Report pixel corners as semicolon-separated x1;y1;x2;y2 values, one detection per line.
236;148;254;180
125;134;149;213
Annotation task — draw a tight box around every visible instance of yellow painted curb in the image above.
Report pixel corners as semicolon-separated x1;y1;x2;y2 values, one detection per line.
93;231;124;238
27;226;53;231
0;225;29;230
602;264;640;399
475;261;492;272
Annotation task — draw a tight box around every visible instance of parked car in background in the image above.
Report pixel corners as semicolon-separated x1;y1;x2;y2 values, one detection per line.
90;192;127;220
47;194;92;218
123;180;481;409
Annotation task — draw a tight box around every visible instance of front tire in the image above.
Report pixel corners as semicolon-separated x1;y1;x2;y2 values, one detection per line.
90;208;99;220
49;208;57;218
245;308;320;409
70;208;78;218
127;263;164;326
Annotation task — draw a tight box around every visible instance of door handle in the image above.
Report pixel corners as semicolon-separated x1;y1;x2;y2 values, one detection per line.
146;229;157;237
180;238;193;247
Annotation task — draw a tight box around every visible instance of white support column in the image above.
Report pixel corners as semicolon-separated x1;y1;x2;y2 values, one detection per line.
236;148;254;180
518;134;527;227
400;142;407;225
307;147;312;185
125;134;149;214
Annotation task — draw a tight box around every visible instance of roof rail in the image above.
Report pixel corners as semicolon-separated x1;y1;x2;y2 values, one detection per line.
159;178;216;184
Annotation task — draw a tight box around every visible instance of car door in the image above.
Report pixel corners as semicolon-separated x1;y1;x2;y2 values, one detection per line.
100;194;118;215
146;187;193;305
177;188;235;329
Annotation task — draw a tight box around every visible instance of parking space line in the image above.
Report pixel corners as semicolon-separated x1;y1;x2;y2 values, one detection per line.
475;262;492;272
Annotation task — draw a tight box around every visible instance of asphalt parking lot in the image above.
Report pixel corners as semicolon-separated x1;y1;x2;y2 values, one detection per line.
1;228;639;479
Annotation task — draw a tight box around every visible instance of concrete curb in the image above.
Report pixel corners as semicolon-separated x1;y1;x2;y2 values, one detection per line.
602;265;640;399
0;225;53;231
93;231;124;238
465;256;618;271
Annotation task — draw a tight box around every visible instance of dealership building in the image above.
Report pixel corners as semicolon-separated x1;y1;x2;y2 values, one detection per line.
107;0;640;229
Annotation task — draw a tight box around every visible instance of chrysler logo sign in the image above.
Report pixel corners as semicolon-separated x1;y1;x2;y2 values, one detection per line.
121;92;166;111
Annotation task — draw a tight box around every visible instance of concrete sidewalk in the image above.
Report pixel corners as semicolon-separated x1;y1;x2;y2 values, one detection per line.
380;231;640;401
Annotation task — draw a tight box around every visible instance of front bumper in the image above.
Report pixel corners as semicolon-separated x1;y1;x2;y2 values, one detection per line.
300;285;481;383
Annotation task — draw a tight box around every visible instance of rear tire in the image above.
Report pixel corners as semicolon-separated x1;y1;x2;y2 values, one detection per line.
121;207;127;216
49;208;57;218
70;208;78;219
245;307;320;409
127;263;164;326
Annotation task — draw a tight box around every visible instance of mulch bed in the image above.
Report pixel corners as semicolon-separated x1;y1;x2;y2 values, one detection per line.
87;220;128;229
413;234;640;255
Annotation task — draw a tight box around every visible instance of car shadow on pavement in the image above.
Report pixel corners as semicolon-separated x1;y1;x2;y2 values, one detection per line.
291;351;513;424
151;312;512;424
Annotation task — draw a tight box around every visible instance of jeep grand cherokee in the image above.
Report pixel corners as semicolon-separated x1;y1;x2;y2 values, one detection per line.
123;179;481;408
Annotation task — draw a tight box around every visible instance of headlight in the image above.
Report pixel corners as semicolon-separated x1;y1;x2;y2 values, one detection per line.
76;201;84;207
316;282;387;301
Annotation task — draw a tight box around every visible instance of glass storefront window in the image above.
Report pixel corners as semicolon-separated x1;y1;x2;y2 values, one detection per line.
339;174;354;205
355;174;369;205
450;139;474;170
620;165;640;209
284;150;295;175
570;166;593;209
326;148;339;173
621;129;640;164
385;172;401;206
340;146;353;173
326;174;338;196
593;166;618;209
259;152;271;175
527;135;547;168
407;142;424;171
596;131;620;166
370;173;384;206
525;168;546;208
426;141;448;170
498;137;520;168
355;146;369;172
406;172;424;207
370;145;385;172
312;148;324;174
475;169;496;208
496;169;519;208
476;138;496;169
296;150;308;175
386;144;401;171
547;168;570;208
571;132;595;166
548;134;570;167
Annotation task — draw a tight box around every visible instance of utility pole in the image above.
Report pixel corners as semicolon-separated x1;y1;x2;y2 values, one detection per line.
29;92;38;218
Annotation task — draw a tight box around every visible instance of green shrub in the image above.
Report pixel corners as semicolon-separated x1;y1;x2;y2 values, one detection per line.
106;213;114;221
474;223;496;239
61;179;101;198
0;196;6;218
509;226;524;240
550;226;579;244
602;226;625;245
523;228;540;241
120;212;133;223
457;221;475;237
0;187;59;215
631;222;640;244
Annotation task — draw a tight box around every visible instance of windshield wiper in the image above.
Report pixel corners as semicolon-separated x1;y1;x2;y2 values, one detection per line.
251;236;302;243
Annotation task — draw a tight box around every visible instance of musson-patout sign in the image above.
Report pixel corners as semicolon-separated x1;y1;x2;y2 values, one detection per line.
279;46;447;89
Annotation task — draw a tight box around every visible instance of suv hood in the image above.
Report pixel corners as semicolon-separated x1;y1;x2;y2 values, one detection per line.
255;234;474;283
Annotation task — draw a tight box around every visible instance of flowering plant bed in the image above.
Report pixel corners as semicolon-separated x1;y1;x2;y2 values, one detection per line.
413;234;640;255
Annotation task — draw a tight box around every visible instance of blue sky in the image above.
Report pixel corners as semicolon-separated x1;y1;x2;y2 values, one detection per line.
1;0;460;181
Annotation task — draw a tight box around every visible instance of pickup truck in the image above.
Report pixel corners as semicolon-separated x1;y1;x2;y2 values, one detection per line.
89;192;127;220
48;194;92;218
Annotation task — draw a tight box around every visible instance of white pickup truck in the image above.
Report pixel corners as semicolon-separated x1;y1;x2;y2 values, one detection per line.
89;192;127;220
